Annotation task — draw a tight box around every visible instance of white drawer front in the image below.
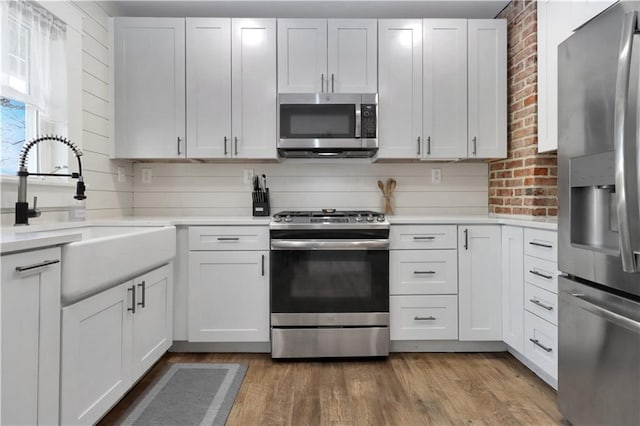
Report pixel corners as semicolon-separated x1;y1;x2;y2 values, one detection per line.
390;250;458;295
525;283;558;325
390;295;458;341
524;256;558;294
524;228;557;262
188;226;269;251
390;225;457;250
524;311;557;379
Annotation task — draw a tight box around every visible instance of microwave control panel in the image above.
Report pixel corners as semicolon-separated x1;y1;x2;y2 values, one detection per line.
361;104;377;138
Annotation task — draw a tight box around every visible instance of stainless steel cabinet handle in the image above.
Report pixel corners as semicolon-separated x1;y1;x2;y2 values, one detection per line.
15;259;60;272
224;136;228;155
529;338;552;353
427;136;431;155
414;316;436;321
331;73;335;92
529;298;553;311
414;270;436;275
472;136;477;155
128;285;136;314
137;281;146;308
261;254;265;276
614;11;640;272
321;73;324;92
413;236;435;240
529;269;553;280
417;136;421;155
234;137;238;155
217;237;240;241
464;229;469;250
529;241;553;248
177;137;182;155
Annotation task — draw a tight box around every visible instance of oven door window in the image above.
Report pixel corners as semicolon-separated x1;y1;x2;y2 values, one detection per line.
271;249;389;313
280;104;355;139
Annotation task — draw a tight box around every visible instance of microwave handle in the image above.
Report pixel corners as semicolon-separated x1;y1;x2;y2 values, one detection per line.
355;103;361;138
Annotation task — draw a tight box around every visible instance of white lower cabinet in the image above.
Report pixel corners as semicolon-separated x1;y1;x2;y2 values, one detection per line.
390;295;458;340
390;250;458;295
502;226;524;353
188;250;269;342
1;248;61;426
524;311;558;379
61;263;173;425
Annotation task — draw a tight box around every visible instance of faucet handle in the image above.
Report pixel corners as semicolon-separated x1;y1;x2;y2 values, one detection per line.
30;196;41;218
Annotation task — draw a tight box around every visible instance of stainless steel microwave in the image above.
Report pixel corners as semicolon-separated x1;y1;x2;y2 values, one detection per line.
277;93;378;158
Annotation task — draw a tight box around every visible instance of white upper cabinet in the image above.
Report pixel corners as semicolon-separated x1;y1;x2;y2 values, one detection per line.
537;0;616;152
114;18;186;159
468;19;507;159
231;19;278;159
423;19;468;159
377;20;423;159
186;18;232;158
327;19;378;93
278;19;377;93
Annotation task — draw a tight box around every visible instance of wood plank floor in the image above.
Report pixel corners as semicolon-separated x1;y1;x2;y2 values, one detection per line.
99;352;562;425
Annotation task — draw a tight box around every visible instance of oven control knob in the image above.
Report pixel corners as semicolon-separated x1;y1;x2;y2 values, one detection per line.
376;215;385;222
355;215;364;222
284;216;293;223
273;216;282;222
366;215;374;222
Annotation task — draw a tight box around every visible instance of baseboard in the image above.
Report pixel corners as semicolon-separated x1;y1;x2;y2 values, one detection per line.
391;340;507;352
507;345;558;390
170;341;270;353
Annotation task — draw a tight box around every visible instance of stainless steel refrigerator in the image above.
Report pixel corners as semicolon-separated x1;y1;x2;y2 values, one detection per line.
558;2;640;425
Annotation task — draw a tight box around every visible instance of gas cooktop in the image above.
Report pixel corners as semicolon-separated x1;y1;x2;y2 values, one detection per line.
270;209;389;229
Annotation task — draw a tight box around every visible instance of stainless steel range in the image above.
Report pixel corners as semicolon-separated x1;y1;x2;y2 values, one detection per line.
270;210;390;358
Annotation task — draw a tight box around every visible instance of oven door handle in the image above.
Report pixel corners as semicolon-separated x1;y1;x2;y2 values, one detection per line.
270;239;389;250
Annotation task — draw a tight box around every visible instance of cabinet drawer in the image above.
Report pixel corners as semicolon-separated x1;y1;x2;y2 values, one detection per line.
525;283;557;325
390;225;457;250
390;295;458;340
390;250;457;295
188;226;269;251
524;311;557;379
524;255;558;294
524;228;557;262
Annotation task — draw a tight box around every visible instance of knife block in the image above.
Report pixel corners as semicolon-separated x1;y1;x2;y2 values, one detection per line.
252;189;270;217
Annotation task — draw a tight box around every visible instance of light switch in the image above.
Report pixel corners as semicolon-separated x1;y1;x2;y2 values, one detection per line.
431;168;442;184
141;168;152;184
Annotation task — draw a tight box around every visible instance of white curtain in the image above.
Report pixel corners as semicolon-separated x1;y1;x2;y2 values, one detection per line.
1;0;67;125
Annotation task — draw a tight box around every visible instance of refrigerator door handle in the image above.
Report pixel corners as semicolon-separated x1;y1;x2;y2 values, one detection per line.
614;10;640;273
566;291;640;333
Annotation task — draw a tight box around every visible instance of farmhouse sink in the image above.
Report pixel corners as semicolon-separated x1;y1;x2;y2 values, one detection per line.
54;226;176;304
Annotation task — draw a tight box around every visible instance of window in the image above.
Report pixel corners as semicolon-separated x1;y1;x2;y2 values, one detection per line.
0;0;68;177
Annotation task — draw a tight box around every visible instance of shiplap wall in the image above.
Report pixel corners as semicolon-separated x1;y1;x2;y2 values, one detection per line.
0;1;133;227
132;162;488;216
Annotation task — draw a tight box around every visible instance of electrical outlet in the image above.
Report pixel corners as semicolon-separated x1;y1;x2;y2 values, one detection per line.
431;168;442;184
243;169;255;184
117;167;126;183
141;168;152;184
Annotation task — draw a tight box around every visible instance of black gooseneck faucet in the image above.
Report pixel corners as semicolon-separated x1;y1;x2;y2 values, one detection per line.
15;135;86;226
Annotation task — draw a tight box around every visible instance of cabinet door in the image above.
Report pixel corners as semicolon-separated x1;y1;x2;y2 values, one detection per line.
277;19;327;93
131;263;173;379
327;19;377;93
1;248;61;426
377;20;423;159
186;18;232;158
423;19;468;159
502;226;524;352
467;20;507;159
232;19;277;159
458;225;502;340
188;251;269;342
60;283;133;426
114;18;186;158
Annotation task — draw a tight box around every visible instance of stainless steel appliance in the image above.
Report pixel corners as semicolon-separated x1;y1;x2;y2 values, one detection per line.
558;3;640;424
270;210;389;358
277;93;378;158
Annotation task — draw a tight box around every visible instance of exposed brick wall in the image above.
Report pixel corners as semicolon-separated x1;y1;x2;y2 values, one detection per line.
489;0;558;216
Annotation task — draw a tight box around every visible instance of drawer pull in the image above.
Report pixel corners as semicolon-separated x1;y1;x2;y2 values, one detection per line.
414;316;436;321
529;298;554;311
414;270;436;275
529;241;553;249
15;259;60;272
529;338;552;353
413;236;436;240
128;285;136;314
529;269;553;280
217;237;240;241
